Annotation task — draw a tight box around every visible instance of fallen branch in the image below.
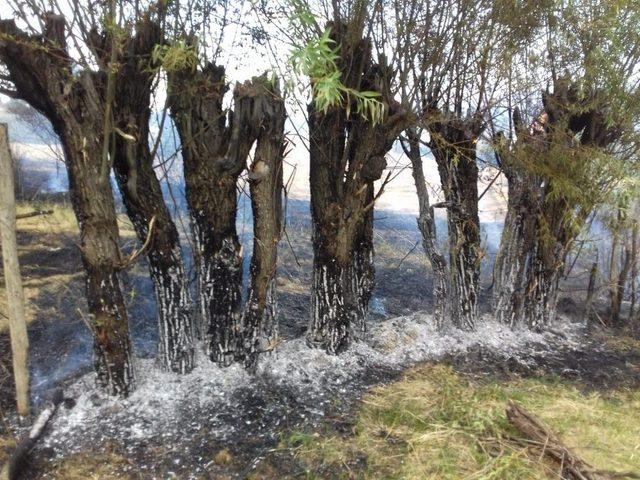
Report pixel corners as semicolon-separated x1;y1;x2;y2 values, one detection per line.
1;390;65;480
15;210;53;220
506;401;640;480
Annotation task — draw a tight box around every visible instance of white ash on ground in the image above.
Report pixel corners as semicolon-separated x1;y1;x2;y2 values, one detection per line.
31;313;585;478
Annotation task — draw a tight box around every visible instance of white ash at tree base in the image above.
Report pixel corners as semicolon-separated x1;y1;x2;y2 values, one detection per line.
31;314;587;478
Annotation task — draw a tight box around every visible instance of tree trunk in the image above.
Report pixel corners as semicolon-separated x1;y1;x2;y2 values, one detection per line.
168;66;262;364
64;134;135;396
0;123;30;416
492;150;539;327
304;22;409;353
609;215;621;326
404;128;448;328
427;113;483;330
493;79;619;332
0;16;135;396
350;201;375;338
585;260;598;330
94;18;195;373
521;242;562;329
614;240;632;328
306;102;352;353
629;224;638;322
239;77;286;367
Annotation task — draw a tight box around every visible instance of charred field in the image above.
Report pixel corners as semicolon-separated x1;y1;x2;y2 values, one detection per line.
1;198;640;479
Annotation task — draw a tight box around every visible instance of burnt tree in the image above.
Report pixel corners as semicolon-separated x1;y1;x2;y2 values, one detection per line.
494;80;621;330
0;15;134;395
492;108;541;327
426;108;484;330
169;65;285;365
306;21;409;353
90;15;195;373
240;77;287;367
401;127;448;328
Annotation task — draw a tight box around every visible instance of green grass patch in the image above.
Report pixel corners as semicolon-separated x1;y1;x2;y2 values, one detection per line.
283;364;640;479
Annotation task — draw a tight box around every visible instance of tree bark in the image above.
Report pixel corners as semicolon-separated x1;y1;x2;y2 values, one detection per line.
585;260;598;330
403;128;448;328
91;17;195;373
0;15;134;396
0;123;30;416
168;65;262;364
492;128;540;327
493;80;621;331
427;111;483;330
239;77;286;367
609;212;621;326
350;199;375;338
305;21;410;353
629;224;638;322
613;239;632;328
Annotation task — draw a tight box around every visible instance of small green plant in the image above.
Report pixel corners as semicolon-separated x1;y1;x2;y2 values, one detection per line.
290;27;386;124
152;40;198;73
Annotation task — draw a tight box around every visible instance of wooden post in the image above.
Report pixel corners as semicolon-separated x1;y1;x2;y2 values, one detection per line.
0;123;29;416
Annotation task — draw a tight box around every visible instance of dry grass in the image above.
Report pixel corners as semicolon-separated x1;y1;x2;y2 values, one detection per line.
283;364;640;479
45;448;139;479
0;435;16;464
0;201;137;334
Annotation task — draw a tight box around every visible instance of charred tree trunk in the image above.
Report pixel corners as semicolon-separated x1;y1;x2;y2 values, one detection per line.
168;66;260;365
403;128;448;327
90;17;195;373
609;215;621;326
585;259;598;330
521;236;563;329
350;198;375;338
240;77;286;367
306;21;409;353
0;15;134;396
613;240;632;328
427;113;483;330
492;129;540;327
629;224;638;322
493;80;620;331
307;104;354;353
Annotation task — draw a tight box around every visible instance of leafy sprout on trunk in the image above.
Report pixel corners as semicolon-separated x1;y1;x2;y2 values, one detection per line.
152;40;199;72
290;27;386;124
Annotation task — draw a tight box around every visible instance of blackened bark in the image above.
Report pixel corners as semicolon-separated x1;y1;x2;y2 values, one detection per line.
612;242;632;327
306;21;410;353
403;128;448;328
427;112;483;330
0;15;134;395
585;260;598;330
91;16;195;373
521;243;562;329
168;66;260;364
240;77;286;367
492;124;541;327
629;224;638;323
494;80;620;330
306;103;351;353
351;199;375;338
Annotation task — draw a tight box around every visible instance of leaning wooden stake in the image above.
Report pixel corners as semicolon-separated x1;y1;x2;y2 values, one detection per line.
0;123;29;416
506;401;639;480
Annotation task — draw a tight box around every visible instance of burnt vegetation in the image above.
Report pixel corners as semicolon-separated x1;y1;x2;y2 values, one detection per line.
0;0;640;477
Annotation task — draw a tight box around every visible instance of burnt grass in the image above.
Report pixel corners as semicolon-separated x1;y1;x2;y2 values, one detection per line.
1;198;640;478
